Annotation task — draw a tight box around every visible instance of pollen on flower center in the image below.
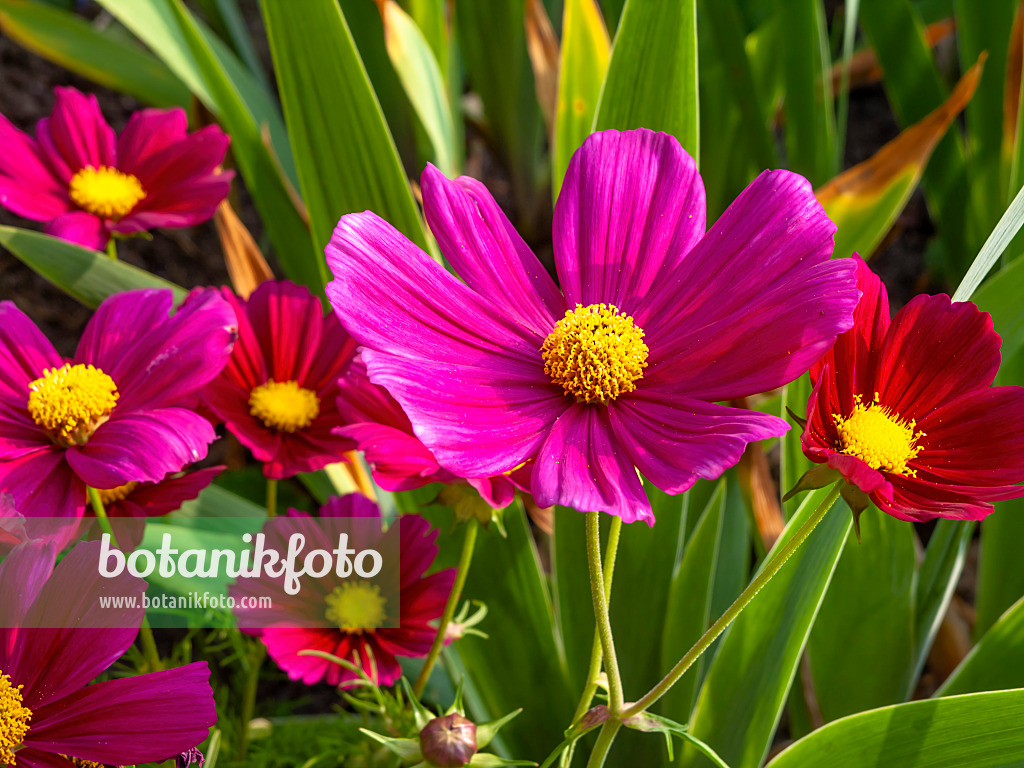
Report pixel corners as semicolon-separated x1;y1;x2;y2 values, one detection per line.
27;363;119;445
0;670;32;766
541;303;649;404
833;394;925;477
61;756;106;768
324;582;387;633
98;481;139;505
248;380;320;433
69;165;146;219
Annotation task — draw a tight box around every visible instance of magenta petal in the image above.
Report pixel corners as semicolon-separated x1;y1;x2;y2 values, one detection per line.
115;107;189;172
245;280;325;383
44;210;107;250
552;128;706;314
26;662;216;764
77;288;238;411
0;113;70;220
610;393;788;494
42;87;116;172
128;124;230;190
118;172;232;231
641;170;859;400
0;539;56;632
0;448;85;521
67;408;215;486
0;301;63;406
532;404;652;524
421;164;565;336
339;421;444;491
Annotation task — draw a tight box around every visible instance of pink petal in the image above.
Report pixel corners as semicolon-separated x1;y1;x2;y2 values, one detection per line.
553;128;706;315
531;404;652;524
610;393;788;494
0;448;85;521
115;107;189;172
0;113;70;220
422;164;565;336
640;170;859;401
39;87;116;173
44;210;107;250
0;301;63;407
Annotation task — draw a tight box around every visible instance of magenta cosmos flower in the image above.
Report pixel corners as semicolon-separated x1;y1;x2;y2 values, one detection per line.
800;257;1024;522
0;289;237;526
326;129;860;524
0;86;233;250
0;539;216;767
230;494;455;687
335;355;521;508
202;280;357;479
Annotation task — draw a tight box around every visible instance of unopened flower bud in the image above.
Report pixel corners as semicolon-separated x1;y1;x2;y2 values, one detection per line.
419;713;478;767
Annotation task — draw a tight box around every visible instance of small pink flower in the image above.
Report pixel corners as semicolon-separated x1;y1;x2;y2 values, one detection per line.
0;87;233;250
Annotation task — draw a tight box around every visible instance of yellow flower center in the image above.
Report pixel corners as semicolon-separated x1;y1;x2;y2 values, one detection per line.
61;756;106;768
833;394;925;477
27;364;119;446
0;671;32;766
324;582;387;634
541;303;649;404
248;380;320;433
69;165;146;219
97;481;140;505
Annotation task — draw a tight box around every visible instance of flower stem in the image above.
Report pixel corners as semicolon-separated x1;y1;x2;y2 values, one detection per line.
265;477;278;518
87;486;162;672
238;639;265;760
413;515;479;698
572;515;622;724
586;511;624;714
106;237;117;260
621;482;843;719
344;450;377;500
586;719;622;768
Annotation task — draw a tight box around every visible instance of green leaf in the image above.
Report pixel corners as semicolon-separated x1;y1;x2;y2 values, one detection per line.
682;486;850;768
780;374;813;518
455;0;545;225
552;0;610;199
594;0;699;160
262;0;430;265
659;481;727;721
775;0;835;185
0;0;190;108
910;519;975;696
0;226;185;307
808;509;916;721
378;0;460;176
953;183;1024;302
940;594;1024;696
975;497;1024;640
96;0;321;290
770;689;1024;767
972;251;1024;359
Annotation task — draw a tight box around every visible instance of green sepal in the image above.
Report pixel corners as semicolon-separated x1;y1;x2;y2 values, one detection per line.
467;754;537;767
359;728;422;760
782;465;842;502
400;677;436;731
477;708;523;748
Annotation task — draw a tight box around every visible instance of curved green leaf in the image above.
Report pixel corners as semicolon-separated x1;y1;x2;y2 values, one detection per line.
770;689;1024;768
0;226;185;307
262;0;430;263
940;594;1024;697
0;0;190;109
594;0;699;159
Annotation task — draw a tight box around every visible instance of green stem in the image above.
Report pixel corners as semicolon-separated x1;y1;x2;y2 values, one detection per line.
585;720;622;768
571;516;622;724
413;516;479;698
87;486;162;672
106;237;117;260
586;512;623;714
238;640;265;760
621;482;842;719
265;477;278;518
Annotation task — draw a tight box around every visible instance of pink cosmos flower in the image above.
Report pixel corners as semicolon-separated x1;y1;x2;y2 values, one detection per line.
326;129;860;524
800;257;1024;521
0;86;233;250
0;539;216;767
335;355;521;508
202;281;357;479
0;289;237;528
230;494;455;687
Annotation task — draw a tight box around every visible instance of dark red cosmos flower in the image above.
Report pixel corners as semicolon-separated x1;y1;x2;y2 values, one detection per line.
0;540;216;767
800;257;1024;522
202;281;357;479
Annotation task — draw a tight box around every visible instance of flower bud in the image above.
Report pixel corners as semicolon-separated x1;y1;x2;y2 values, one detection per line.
419;713;478;767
